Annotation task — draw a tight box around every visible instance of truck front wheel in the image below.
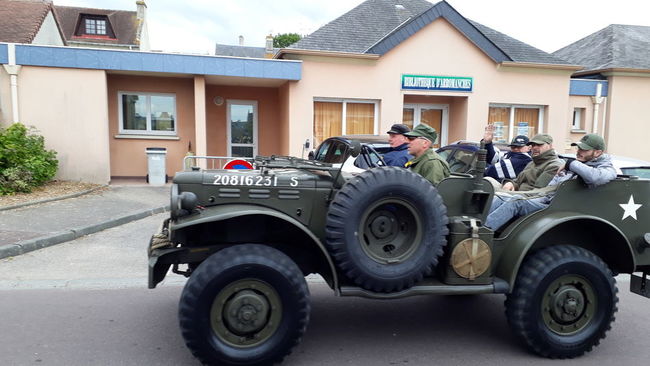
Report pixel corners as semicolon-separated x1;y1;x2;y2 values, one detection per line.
505;245;618;358
178;244;310;366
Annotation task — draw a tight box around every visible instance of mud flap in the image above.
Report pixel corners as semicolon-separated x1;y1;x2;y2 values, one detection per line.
630;273;650;299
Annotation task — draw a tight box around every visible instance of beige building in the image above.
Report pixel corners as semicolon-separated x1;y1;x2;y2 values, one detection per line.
1;0;647;184
555;24;650;159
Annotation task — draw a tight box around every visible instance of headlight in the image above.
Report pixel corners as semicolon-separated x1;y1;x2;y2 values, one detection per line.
170;184;198;218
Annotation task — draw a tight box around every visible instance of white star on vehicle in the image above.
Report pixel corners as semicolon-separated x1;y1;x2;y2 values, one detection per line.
619;195;642;221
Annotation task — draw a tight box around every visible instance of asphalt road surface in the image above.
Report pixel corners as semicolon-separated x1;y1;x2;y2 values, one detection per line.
1;214;649;365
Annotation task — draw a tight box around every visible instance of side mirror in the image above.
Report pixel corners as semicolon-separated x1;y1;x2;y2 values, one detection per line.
308;151;315;160
348;140;361;158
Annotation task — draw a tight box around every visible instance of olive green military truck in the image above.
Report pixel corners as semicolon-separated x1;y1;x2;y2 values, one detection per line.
148;139;650;366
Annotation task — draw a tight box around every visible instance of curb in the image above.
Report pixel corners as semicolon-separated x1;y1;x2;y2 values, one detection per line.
0;206;169;260
0;185;108;212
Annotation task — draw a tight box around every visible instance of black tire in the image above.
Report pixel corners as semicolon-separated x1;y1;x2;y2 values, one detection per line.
325;167;448;292
505;245;618;358
178;244;310;366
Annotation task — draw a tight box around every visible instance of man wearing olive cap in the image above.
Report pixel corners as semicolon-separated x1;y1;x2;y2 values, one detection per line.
485;133;616;230
403;124;450;185
501;133;564;191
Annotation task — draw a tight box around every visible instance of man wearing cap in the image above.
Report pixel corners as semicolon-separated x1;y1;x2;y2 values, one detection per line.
501;133;564;191
404;124;450;185
384;123;413;167
485;133;616;230
482;124;532;182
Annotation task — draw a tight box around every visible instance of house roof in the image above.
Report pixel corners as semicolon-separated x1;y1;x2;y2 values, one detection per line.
553;24;650;73
290;0;433;53
287;0;571;66
53;5;139;46
0;0;54;44
215;44;279;58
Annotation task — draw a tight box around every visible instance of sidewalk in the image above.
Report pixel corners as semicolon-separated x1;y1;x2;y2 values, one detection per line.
0;184;170;259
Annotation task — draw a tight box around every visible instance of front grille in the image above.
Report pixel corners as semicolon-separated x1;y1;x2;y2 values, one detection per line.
218;188;241;198
278;189;300;200
249;189;271;199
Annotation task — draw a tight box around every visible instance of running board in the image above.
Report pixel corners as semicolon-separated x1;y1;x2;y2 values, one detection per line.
339;278;509;299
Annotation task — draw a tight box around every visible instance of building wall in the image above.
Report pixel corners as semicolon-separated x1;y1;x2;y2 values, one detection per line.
204;85;283;157
566;95;608;151
605;75;650;160
0;67;12;125
17;66;110;183
32;11;65;46
285;18;574;156
107;74;195;178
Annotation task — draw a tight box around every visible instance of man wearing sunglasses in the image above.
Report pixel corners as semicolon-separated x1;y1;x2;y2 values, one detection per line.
403;124;450;185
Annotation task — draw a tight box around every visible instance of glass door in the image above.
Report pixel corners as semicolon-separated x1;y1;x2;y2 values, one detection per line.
403;104;448;148
227;100;258;157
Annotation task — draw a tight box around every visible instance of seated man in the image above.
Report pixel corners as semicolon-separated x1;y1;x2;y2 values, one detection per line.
383;123;412;167
502;133;563;191
404;124;450;185
485;134;616;230
482;124;531;183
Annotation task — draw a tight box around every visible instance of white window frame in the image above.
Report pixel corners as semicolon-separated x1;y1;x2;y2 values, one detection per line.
85;18;96;34
489;103;544;141
313;98;380;137
403;103;449;146
227;100;258;157
96;19;107;35
118;91;177;136
572;107;584;130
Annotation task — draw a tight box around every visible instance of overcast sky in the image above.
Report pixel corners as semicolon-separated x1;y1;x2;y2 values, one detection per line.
55;0;650;54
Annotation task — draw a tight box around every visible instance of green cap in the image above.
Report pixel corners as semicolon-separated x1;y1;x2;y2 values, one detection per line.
404;124;438;143
571;133;605;150
528;133;553;145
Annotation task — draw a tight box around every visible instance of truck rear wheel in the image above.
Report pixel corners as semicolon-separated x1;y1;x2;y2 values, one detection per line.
178;244;310;366
326;167;448;292
505;245;618;358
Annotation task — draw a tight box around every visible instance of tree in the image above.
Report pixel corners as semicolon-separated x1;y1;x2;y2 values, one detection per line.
273;33;302;48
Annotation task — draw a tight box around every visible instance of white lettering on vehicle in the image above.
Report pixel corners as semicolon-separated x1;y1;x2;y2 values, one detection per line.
212;175;300;187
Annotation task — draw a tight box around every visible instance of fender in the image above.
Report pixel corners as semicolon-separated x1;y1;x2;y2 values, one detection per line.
495;210;635;290
171;204;339;288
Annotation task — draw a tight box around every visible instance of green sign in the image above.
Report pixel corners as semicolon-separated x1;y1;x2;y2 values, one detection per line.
402;74;473;92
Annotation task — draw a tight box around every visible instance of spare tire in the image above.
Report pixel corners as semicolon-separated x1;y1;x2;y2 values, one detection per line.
326;167;448;292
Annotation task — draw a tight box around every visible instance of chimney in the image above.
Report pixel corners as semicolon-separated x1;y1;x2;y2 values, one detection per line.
136;0;147;20
238;35;244;46
265;34;274;58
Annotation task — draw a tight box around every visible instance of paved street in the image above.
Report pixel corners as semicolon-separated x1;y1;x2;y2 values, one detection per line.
1;214;649;365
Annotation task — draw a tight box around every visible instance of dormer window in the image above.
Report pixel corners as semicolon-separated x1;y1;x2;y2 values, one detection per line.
75;14;115;38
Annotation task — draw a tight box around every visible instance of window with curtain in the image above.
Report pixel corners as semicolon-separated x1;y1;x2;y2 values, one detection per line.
313;100;377;146
488;107;511;143
488;105;543;143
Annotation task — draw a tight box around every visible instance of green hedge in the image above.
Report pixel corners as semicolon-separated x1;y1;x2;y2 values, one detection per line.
0;123;58;195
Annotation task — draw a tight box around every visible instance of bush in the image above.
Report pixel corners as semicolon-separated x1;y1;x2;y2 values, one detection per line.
0;123;58;195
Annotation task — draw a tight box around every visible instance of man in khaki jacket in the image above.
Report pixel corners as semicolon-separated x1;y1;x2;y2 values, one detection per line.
403;124;450;185
502;133;563;191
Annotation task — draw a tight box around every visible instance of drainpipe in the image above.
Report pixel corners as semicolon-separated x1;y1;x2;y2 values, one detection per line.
2;43;22;123
591;83;603;134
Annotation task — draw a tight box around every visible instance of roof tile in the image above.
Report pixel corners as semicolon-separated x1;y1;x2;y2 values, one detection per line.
0;0;53;44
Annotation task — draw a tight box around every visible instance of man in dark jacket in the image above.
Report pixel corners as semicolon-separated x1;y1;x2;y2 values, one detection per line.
483;124;531;182
383;123;412;167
